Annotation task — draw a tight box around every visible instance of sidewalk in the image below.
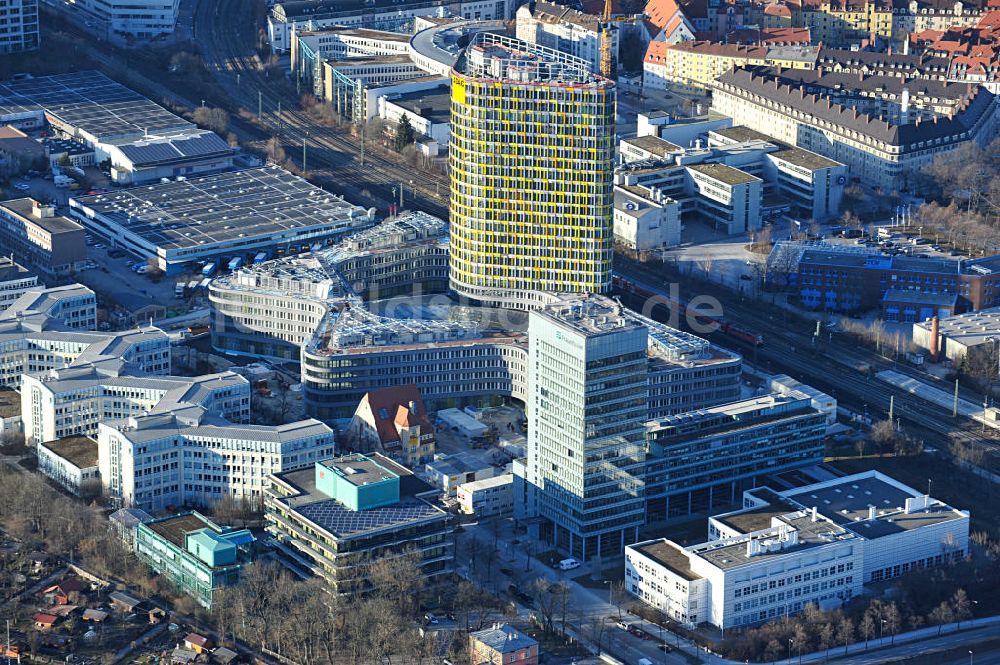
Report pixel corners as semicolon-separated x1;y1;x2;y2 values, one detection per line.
462;520;1000;665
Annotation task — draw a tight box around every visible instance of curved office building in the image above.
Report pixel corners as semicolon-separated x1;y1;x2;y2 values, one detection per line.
449;33;616;309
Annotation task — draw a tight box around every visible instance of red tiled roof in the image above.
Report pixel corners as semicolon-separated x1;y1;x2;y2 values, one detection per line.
765;3;793;17
645;0;683;31
357;384;432;445
979;9;1000;28
644;39;670;63
33;614;57;625
185;633;209;648
726;26;810;44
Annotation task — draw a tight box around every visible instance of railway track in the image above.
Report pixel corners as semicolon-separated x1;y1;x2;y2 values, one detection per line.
196;0;449;218
613;257;995;455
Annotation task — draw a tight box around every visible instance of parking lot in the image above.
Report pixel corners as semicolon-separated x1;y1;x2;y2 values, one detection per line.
75;242;210;323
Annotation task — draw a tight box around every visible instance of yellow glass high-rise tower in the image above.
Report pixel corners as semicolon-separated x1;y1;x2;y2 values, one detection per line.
449;33;616;310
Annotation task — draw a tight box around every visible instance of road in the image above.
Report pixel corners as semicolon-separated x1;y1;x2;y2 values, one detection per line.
459;519;1000;665
193;0;449;219
612;256;998;462
458;520;696;665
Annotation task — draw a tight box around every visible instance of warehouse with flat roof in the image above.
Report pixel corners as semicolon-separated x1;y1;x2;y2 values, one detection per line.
68;166;377;273
0;71;233;184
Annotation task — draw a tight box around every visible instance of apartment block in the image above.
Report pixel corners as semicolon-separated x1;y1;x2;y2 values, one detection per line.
36;436;100;496
457;474;514;517
0;199;86;281
613;185;681;252
0;257;37;311
617;131;845;232
22;370;245;445
44;0;179;42
0;0;38;54
643;40;817;94
265;453;453;594
6;284;96;329
134;511;253;607
208;212;447;362
267;0;514;54
644;391;829;521
626;471;968;629
290;27;411;95
210;216;741;422
0;285;167;390
515;0;618;75
98;412;335;512
711;66;999;192
770;242;1000;315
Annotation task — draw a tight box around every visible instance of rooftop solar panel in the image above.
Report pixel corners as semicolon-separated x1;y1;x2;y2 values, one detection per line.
0;71;192;139
69;166;372;252
119;142;180;165
296;497;444;538
174;133;230;157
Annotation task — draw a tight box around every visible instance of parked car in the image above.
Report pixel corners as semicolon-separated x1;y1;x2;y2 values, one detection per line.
628;627;652;640
558;557;581;571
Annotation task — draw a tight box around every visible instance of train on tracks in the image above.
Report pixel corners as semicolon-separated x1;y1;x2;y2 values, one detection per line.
611;274;765;347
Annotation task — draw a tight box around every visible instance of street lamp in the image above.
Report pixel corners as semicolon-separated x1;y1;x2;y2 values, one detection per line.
969;650;974;665
972;600;979;627
788;639;794;662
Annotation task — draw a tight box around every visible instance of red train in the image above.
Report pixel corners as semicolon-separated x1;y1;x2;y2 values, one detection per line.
611;274;765;347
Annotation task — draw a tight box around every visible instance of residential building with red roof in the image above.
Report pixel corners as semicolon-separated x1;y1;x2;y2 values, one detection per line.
644;0;697;41
345;384;436;467
643;38;818;92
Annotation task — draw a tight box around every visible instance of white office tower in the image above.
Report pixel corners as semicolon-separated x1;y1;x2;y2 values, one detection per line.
524;294;647;562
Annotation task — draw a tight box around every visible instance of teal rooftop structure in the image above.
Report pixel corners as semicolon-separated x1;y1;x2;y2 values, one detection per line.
134;511;254;607
315;453;400;511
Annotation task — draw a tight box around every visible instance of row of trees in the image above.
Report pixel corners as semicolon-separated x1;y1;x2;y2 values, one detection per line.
715;524;1000;663
210;553;508;665
720;589;973;661
0;464;166;602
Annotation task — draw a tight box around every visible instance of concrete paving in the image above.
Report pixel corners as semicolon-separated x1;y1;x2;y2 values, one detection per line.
877;369;998;429
460;518;1000;665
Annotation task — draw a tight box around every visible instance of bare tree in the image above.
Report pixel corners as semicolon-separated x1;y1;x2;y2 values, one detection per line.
884;602;901;644
836;616;854;656
192;107;230;134
818;623;834;661
609;579;628;619
532;578;558;632
266;136;286;163
951;588;972;629
929;601;954;635
859;612;875;649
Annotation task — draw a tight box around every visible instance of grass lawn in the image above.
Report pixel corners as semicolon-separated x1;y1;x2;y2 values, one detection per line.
830;455;998;535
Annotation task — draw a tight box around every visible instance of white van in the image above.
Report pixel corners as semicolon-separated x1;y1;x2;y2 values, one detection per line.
558;557;581;571
638;658;653;665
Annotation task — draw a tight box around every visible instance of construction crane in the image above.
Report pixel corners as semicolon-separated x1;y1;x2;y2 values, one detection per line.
600;0;614;78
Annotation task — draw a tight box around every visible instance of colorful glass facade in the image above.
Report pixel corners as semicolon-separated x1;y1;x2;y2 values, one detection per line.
449;34;616;309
